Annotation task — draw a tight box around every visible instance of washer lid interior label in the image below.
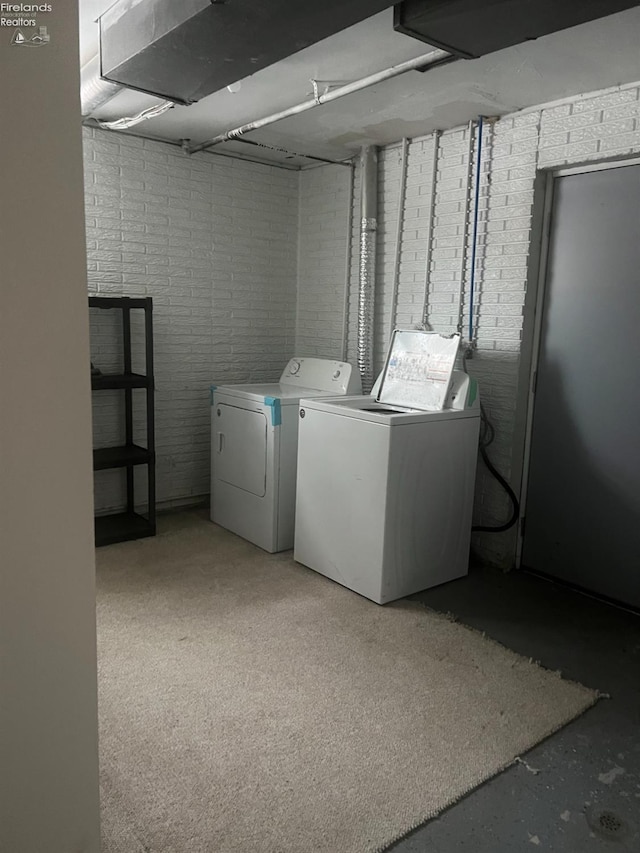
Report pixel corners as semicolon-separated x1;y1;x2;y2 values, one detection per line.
377;330;460;411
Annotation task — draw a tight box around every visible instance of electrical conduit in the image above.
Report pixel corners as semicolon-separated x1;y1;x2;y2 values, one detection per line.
388;138;409;344
468;115;484;343
421;130;440;329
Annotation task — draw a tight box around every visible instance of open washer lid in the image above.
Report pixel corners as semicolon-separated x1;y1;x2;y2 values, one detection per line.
376;330;460;412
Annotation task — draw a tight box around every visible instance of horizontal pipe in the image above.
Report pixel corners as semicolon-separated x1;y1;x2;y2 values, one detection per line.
234;137;352;167
81;120;302;170
188;49;455;155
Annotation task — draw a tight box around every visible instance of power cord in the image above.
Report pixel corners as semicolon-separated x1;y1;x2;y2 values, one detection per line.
462;352;520;533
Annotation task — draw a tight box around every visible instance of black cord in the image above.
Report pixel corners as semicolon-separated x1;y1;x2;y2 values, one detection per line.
462;354;520;533
473;445;520;532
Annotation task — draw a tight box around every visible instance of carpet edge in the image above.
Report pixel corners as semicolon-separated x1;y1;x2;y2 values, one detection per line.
404;599;601;698
376;691;600;852
374;632;602;852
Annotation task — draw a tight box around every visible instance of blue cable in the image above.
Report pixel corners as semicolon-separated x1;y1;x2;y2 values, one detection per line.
468;115;484;343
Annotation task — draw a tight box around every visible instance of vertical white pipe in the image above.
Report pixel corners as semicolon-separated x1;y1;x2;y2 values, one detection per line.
456;121;476;335
341;164;355;362
421;130;440;328
388;137;409;344
357;145;378;392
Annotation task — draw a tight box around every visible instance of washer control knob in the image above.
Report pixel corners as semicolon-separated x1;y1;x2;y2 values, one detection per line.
299;409;306;419
333;369;341;379
289;360;301;375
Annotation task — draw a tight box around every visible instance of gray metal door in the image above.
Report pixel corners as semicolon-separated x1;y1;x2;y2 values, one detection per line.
522;164;640;608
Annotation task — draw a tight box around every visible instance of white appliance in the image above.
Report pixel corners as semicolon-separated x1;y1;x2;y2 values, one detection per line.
294;331;480;604
210;358;361;553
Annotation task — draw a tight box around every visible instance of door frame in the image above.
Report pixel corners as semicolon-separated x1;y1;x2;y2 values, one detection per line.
513;155;640;568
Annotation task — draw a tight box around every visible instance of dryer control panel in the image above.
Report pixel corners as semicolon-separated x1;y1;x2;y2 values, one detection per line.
280;358;362;395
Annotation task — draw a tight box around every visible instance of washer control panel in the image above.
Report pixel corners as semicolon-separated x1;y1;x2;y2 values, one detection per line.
280;358;362;395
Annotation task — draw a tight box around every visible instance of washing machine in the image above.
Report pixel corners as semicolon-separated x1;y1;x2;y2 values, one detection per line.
294;331;480;604
210;358;361;553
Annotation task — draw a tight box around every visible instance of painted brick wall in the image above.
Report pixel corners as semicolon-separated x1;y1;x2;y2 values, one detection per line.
296;164;351;358
295;82;640;567
84;128;298;513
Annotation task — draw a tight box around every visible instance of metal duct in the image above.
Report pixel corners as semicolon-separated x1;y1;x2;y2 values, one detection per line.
357;146;378;393
394;0;640;59
99;0;399;105
80;54;123;117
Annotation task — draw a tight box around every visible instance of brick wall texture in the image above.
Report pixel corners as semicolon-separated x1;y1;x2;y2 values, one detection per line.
84;128;298;513
296;83;640;566
85;81;640;564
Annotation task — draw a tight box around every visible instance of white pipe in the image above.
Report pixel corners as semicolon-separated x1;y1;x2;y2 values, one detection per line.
357;145;378;393
188;49;454;155
421;130;440;328
388;137;409;344
456;121;476;336
341;165;355;363
235;137;351;167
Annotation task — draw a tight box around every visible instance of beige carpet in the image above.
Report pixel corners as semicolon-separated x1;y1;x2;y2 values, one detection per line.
97;510;597;853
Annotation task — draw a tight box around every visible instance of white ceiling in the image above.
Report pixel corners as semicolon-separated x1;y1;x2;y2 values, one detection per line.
78;2;640;166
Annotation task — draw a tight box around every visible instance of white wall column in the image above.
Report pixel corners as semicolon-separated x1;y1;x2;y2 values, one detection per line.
0;3;101;851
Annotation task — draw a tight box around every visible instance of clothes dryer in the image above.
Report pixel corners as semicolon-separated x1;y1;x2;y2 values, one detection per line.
211;358;361;552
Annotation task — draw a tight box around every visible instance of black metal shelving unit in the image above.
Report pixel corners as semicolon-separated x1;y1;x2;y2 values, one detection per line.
89;296;156;546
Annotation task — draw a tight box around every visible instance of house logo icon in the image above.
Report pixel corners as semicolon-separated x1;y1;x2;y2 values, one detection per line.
11;26;50;46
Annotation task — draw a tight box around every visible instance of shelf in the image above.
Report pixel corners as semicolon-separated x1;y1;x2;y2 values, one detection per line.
89;296;151;310
94;511;155;547
91;372;150;390
93;444;153;470
90;294;155;546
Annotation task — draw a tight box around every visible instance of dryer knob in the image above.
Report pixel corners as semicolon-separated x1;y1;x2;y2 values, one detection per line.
289;360;301;375
299;409;305;418
333;370;341;379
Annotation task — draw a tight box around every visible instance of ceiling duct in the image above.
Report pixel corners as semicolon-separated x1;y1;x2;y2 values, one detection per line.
394;0;640;59
80;54;123;116
99;0;398;106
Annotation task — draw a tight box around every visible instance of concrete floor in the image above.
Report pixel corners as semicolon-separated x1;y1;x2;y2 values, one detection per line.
387;568;640;852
